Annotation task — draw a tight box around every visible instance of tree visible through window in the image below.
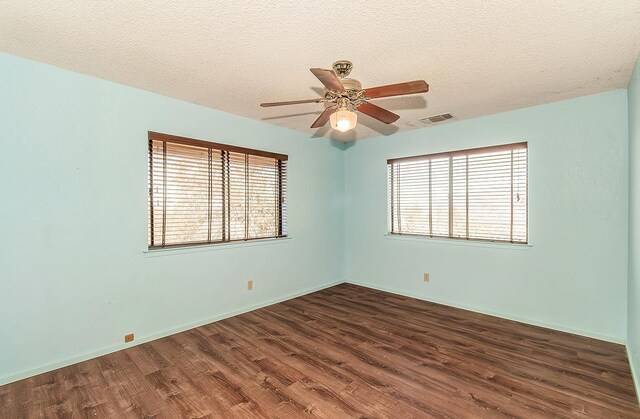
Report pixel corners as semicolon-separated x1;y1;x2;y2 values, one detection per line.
387;142;527;243
148;132;287;248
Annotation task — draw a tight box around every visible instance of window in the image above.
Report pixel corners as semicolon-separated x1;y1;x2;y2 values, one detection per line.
148;132;287;249
387;142;527;243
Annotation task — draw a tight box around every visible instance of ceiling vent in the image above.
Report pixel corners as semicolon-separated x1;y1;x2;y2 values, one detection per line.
421;113;454;124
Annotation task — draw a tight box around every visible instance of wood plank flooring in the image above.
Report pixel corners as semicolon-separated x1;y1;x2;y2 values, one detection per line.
1;283;638;418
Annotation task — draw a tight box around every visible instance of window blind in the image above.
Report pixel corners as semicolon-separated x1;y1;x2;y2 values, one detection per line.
388;142;527;243
148;132;287;249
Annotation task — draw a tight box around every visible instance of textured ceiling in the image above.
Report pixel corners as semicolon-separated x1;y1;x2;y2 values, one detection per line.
1;1;640;141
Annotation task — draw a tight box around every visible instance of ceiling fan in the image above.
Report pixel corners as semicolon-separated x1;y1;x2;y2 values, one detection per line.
260;61;429;132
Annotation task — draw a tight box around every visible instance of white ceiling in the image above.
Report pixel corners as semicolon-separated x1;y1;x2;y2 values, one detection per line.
1;1;639;142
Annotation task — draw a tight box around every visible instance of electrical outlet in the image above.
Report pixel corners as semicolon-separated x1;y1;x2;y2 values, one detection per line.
424;272;430;282
247;280;253;290
124;333;134;343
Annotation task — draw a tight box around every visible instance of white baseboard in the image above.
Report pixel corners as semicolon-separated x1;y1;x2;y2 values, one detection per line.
628;346;640;405
346;280;625;344
0;279;345;386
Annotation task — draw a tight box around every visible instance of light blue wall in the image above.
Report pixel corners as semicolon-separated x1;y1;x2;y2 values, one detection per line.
628;54;640;397
345;90;629;342
0;50;634;388
0;53;345;385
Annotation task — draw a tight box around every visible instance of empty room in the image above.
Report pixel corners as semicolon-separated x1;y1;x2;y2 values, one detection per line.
1;1;640;417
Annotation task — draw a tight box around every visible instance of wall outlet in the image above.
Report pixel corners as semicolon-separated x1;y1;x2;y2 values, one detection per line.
247;280;253;290
424;272;430;282
124;333;134;343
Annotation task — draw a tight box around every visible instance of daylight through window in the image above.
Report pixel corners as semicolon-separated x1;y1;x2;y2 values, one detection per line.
148;132;287;248
387;142;527;243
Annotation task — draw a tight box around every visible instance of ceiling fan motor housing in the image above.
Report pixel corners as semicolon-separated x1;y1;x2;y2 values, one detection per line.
337;78;362;91
324;78;364;109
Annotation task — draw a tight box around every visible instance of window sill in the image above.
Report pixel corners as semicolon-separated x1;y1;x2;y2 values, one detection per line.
143;237;292;257
384;234;533;250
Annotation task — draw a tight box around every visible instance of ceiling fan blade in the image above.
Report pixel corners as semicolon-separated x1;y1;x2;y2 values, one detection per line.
357;102;400;124
260;98;324;107
310;68;344;92
363;80;429;99
310;107;336;128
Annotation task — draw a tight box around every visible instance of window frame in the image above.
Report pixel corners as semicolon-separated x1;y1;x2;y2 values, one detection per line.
148;131;288;250
387;142;528;244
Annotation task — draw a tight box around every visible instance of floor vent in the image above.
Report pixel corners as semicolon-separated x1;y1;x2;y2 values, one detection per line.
421;113;454;124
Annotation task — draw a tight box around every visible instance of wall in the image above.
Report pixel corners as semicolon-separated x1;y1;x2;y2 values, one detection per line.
628;54;640;397
345;90;629;342
0;53;345;385
0;49;634;388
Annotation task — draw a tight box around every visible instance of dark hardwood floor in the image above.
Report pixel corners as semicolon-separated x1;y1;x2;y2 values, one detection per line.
1;283;638;418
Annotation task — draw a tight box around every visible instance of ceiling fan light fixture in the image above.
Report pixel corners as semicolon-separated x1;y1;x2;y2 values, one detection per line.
330;97;357;132
330;109;358;132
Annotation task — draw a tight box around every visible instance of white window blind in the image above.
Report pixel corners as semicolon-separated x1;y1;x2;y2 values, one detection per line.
148;132;287;249
388;142;527;243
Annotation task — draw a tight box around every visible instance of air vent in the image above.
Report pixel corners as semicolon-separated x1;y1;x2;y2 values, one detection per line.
421;113;454;124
